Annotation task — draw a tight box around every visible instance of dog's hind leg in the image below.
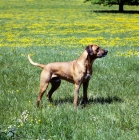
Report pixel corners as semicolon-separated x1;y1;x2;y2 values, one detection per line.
36;82;49;107
47;77;61;102
36;71;51;107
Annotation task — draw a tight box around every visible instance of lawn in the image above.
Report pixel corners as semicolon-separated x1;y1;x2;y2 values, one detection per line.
0;0;139;139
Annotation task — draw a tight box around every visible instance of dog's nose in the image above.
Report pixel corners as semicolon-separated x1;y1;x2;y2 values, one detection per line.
105;50;108;54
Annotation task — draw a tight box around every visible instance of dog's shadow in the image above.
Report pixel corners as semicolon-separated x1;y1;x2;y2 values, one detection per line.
88;95;122;104
53;95;122;106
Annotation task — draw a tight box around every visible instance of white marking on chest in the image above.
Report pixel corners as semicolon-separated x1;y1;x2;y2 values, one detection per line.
85;74;92;79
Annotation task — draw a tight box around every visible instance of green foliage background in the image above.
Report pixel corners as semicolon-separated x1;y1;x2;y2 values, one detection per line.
90;0;139;5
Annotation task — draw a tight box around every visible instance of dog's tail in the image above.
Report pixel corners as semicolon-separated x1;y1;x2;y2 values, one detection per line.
28;54;45;69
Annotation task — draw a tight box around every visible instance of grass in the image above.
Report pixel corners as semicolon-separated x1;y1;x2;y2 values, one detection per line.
0;0;139;139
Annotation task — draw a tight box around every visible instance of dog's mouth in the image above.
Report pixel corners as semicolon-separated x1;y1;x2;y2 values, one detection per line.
97;50;108;58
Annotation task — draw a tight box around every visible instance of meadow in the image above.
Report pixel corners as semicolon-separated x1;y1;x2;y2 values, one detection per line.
0;0;139;139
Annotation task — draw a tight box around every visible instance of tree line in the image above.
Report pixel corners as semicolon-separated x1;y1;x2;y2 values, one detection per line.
85;0;139;12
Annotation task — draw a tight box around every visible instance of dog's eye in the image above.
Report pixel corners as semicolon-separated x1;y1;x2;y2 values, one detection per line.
96;48;99;52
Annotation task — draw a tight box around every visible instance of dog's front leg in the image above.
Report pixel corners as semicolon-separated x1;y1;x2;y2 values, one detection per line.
82;80;89;106
74;84;81;109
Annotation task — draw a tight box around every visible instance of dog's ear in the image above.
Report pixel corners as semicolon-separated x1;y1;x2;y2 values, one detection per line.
85;45;93;56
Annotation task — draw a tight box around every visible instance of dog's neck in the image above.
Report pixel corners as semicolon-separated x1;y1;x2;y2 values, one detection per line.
76;50;96;76
77;50;95;66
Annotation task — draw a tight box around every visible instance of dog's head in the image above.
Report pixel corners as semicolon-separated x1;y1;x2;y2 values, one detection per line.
86;44;108;58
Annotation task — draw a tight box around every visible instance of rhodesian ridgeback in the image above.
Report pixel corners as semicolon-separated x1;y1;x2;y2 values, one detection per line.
28;44;108;109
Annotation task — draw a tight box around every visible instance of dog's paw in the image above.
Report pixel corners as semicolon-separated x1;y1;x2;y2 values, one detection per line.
80;99;88;105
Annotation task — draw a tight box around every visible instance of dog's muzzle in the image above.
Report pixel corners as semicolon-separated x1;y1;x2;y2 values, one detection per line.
98;50;108;58
103;50;108;56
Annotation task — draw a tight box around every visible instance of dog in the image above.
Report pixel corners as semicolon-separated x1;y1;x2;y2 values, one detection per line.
28;44;108;109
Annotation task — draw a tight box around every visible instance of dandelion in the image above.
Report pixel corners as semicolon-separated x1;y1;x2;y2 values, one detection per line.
54;105;57;109
38;119;41;123
48;104;52;106
21;54;25;57
30;118;33;122
30;53;35;56
116;50;139;57
18;123;23;128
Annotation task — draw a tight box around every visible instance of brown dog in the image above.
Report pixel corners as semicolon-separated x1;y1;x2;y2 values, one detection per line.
28;44;108;108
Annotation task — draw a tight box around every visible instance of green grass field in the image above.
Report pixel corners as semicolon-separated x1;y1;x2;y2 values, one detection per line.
0;0;139;139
